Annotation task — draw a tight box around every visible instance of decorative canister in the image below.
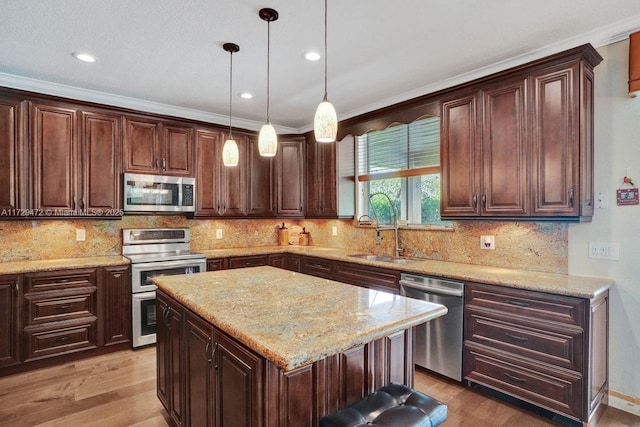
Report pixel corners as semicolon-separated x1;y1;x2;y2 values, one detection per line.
278;223;289;245
299;227;309;246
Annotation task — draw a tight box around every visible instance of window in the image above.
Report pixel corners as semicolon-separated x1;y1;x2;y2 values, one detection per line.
356;116;450;227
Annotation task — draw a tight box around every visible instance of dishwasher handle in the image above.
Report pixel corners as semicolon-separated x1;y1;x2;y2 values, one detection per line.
399;279;464;297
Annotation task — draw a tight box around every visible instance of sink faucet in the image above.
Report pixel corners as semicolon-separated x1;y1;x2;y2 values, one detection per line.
369;192;403;257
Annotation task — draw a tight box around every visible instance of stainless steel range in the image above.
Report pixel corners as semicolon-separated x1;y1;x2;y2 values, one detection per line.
123;228;206;347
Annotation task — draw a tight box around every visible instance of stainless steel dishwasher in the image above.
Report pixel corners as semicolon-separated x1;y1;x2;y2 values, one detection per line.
400;273;464;381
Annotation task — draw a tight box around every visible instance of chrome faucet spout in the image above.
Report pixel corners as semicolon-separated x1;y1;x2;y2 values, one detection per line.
368;192;402;257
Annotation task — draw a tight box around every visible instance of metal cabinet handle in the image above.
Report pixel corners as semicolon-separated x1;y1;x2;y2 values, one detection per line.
482;194;486;206
55;336;71;342
569;188;574;208
79;198;84;210
504;372;527;383
506;299;529;308
505;332;529;342
55;304;72;311
72;198;76;210
205;337;212;365
212;342;219;371
15;282;18;293
162;158;167;171
472;194;477;208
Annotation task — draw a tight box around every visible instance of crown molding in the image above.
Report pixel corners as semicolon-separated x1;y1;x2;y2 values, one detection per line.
0;72;300;134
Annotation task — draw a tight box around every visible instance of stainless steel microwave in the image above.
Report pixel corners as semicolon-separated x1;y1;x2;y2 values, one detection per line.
123;173;196;213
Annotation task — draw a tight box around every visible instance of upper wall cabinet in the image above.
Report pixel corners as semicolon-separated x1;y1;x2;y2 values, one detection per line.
0;96;26;211
275;137;305;217
246;134;275;217
124;116;194;176
306;136;337;217
441;44;602;221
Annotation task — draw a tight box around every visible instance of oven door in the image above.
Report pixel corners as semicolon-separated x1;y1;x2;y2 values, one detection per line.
132;291;157;348
131;259;207;293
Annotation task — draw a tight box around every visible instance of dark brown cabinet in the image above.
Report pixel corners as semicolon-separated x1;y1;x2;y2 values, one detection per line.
101;265;130;347
464;282;608;422
300;256;335;279
441;45;601;221
276;138;305;217
246;135;275;217
227;255;268;269
306;136;337;217
157;291;185;427
22;268;99;362
206;258;228;271
184;310;215;427
0;275;21;368
195;128;247;217
124;116;194;176
29;102;122;216
334;262;400;294
0;96;25;211
81;110;123;212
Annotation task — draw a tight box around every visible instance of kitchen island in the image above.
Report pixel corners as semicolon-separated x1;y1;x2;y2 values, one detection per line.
153;266;447;427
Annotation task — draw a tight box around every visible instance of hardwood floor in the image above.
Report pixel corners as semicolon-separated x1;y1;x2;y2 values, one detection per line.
0;347;637;426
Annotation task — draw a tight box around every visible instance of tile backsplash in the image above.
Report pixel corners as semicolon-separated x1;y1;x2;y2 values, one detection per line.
0;217;567;274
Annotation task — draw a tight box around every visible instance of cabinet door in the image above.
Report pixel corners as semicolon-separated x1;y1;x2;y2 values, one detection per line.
185;311;215;427
530;62;580;216
195;129;223;217
220;135;247;217
0;97;25;211
481;77;529;216
0;275;21;368
306;137;337;217
81;111;122;212
246;135;275;217
101;265;130;346
31;102;78;213
157;292;185;426
124;117;160;174
440;94;481;217
163;124;194;176
215;331;262;427
276;139;304;217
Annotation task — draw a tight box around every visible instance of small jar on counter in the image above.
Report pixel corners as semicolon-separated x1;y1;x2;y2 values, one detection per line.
299;227;309;246
278;223;288;246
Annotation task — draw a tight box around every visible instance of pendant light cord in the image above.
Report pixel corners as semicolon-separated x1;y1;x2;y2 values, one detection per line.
229;49;233;138
266;19;271;122
323;0;328;102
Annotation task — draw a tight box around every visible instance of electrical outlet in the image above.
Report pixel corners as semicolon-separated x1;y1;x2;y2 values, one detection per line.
588;242;620;260
216;229;223;239
332;226;338;236
480;235;495;250
76;228;86;241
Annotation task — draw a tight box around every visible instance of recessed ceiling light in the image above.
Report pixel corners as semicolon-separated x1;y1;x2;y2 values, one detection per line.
72;52;97;63
239;92;253;99
304;51;321;61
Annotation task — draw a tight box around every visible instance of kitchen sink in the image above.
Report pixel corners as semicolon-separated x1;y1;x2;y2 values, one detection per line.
347;254;419;264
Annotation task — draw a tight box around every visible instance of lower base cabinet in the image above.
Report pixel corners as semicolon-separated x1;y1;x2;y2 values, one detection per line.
0;275;21;368
157;289;414;427
464;282;608;423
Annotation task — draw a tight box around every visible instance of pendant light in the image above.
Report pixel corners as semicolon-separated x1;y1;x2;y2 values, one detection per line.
313;0;337;142
258;8;279;157
222;43;240;167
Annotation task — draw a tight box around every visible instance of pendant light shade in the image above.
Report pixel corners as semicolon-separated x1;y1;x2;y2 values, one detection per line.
313;0;338;142
222;42;240;166
258;8;279;157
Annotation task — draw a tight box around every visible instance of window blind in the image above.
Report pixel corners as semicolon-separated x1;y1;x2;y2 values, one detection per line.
357;116;440;181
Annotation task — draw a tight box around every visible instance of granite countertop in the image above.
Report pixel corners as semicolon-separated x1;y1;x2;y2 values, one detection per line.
201;246;614;299
0;255;130;275
153;266;447;371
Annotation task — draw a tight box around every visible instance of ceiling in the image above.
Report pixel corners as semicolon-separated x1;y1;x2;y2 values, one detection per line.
2;1;640;134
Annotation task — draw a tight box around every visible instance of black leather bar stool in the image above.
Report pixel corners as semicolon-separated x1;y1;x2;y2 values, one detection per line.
319;383;448;427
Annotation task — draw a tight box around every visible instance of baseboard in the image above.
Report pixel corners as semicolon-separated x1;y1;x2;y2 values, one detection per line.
608;390;640;417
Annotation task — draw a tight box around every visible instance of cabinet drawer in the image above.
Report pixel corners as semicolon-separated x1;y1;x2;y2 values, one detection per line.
466;311;582;371
228;255;268;269
465;346;582;419
466;283;585;327
25;290;97;326
24;269;97;293
24;320;98;362
334;261;399;293
300;256;335;279
207;258;228;271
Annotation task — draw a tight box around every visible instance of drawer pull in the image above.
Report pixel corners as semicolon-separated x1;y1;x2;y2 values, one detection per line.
55;336;71;342
505;332;528;342
506;299;529;308
55;305;72;311
504;372;527;383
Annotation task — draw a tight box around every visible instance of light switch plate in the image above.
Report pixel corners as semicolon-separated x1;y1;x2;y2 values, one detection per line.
595;192;608;209
588;242;620;260
76;228;86;241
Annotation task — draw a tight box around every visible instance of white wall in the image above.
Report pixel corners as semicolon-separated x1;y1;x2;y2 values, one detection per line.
569;40;640;413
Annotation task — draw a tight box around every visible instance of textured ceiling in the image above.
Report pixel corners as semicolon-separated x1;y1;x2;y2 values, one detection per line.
1;0;640;133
